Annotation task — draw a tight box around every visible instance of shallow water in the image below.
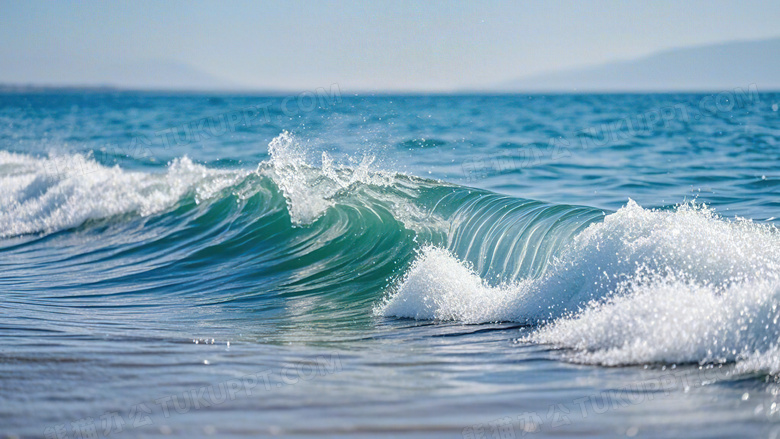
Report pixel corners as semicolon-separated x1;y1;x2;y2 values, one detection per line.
1;90;779;438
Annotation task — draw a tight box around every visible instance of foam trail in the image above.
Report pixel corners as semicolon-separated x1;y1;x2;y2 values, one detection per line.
379;200;780;371
0;151;247;238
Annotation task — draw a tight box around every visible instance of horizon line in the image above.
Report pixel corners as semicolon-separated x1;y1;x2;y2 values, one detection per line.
2;83;779;96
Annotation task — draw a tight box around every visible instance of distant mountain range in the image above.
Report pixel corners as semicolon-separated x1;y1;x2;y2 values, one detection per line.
0;58;237;91
3;38;779;93
499;38;780;92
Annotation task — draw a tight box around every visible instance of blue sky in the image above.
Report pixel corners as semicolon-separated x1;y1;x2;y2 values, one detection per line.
1;0;779;91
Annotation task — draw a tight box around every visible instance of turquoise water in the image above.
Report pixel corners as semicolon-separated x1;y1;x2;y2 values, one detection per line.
1;90;779;438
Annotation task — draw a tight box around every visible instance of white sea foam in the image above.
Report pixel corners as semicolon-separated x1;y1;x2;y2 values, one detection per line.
379;200;780;372
376;245;526;322
261;131;395;226
532;276;780;366
0;150;247;238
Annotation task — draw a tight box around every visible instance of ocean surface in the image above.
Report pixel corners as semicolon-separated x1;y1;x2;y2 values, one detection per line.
1;89;779;438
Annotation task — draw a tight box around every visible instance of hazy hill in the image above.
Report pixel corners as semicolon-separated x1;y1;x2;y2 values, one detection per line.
501;38;780;92
0;58;237;91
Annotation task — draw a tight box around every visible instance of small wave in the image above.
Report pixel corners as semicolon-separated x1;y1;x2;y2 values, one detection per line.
0;150;249;238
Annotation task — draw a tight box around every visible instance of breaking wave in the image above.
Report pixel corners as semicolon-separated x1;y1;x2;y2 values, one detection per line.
4;132;779;375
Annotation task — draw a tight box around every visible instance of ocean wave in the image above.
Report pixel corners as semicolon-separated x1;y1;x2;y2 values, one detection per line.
0;134;597;282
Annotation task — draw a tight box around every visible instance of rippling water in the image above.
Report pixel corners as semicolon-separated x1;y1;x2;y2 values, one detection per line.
1;90;779;438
